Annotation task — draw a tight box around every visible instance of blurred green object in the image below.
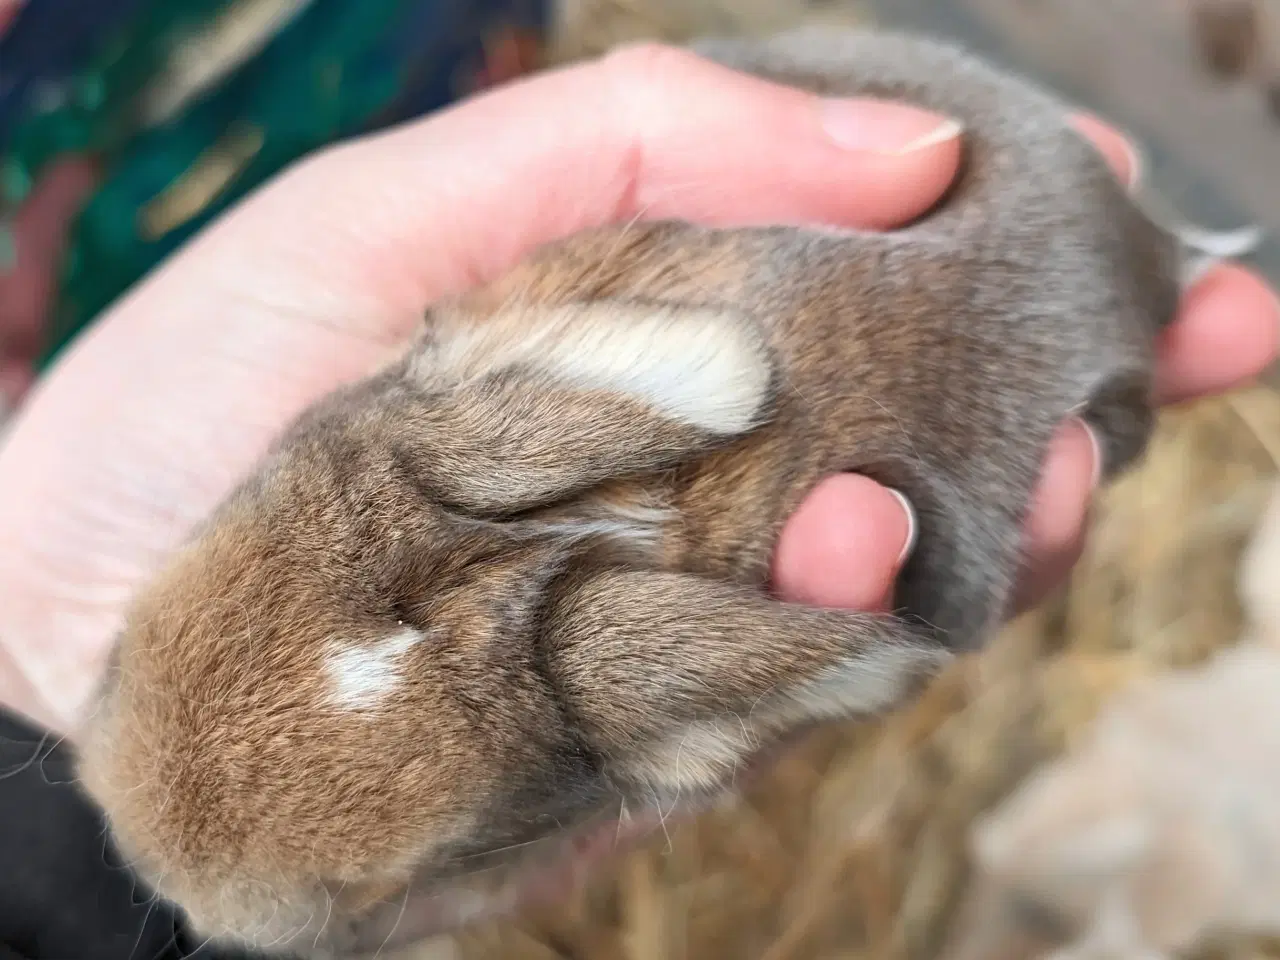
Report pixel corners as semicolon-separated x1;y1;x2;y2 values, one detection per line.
0;0;548;371
48;0;404;365
1;0;230;203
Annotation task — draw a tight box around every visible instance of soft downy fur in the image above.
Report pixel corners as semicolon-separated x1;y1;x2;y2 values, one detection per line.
75;27;1185;959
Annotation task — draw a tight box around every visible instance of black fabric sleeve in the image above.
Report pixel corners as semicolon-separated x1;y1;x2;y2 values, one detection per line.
0;706;262;960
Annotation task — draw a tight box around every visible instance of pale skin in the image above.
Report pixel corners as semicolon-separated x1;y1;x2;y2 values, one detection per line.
0;44;1276;734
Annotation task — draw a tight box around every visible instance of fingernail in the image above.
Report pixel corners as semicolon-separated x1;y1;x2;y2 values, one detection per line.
821;99;964;155
1121;135;1144;191
886;488;919;565
1076;418;1105;489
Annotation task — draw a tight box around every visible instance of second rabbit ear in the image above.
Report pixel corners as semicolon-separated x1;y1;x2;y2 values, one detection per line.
380;298;779;516
543;569;950;803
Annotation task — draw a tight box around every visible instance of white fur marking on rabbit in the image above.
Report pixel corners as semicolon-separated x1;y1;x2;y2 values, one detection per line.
532;310;772;434
639;722;753;795
536;502;671;548
792;644;952;721
324;628;422;710
420;303;774;435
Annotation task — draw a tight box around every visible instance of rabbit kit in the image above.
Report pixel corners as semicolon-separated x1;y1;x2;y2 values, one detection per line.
77;27;1188;960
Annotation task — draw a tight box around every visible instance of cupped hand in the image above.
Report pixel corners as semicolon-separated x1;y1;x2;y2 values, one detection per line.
0;45;1274;735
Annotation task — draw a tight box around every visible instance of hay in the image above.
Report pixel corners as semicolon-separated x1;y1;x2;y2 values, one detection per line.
396;3;1280;957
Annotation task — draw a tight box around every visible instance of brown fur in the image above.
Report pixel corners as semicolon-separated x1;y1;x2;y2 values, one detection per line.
76;27;1184;959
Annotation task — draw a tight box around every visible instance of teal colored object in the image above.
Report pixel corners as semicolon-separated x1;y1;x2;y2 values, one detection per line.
49;0;410;357
0;0;548;371
2;0;233;203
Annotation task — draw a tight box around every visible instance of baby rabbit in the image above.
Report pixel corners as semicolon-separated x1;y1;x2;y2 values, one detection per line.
76;27;1183;959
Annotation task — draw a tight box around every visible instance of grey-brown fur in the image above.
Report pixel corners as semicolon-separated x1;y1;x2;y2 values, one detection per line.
76;27;1182;959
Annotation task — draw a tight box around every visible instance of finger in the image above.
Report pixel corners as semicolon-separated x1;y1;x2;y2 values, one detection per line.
777;419;1101;615
1155;262;1280;405
1069;112;1142;188
772;473;916;611
1011;418;1100;613
209;43;962;324
1064;119;1280;405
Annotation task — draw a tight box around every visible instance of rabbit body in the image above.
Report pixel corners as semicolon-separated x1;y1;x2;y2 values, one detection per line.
77;27;1181;959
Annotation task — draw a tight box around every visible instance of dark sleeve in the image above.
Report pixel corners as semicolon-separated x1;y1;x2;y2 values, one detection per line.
0;706;259;960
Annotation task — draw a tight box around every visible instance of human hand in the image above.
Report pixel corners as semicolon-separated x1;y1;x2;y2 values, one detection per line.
0;45;1274;735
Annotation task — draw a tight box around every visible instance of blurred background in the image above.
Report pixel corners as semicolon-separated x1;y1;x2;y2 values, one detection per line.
3;2;1280;959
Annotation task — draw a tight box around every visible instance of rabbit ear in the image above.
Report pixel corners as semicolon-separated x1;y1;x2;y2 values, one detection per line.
395;299;778;515
545;570;949;803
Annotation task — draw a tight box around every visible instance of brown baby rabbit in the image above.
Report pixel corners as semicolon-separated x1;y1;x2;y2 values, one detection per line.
76;27;1185;959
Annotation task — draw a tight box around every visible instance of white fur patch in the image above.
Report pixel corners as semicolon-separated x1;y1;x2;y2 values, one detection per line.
535;308;772;434
421;304;773;435
537;501;672;547
324;627;422;710
785;642;951;723
640;722;756;795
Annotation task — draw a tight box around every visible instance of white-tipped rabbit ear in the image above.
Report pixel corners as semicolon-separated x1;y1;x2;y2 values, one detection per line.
546;570;948;803
1239;480;1280;644
398;299;778;515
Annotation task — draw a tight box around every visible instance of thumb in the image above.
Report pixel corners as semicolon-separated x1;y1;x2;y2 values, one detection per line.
772;474;917;611
200;43;963;329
